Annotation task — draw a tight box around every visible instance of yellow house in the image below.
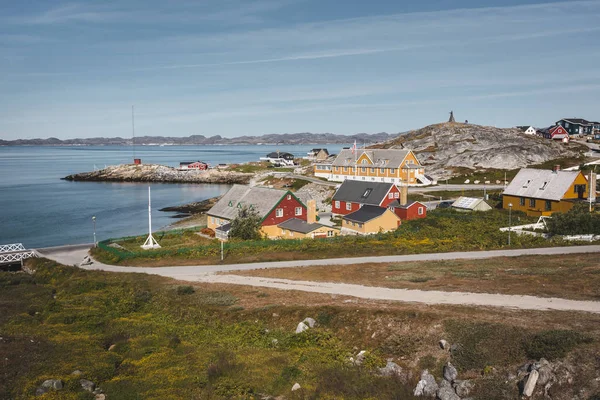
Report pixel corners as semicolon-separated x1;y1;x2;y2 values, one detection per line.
314;149;429;185
341;205;401;235
502;167;589;216
265;218;340;239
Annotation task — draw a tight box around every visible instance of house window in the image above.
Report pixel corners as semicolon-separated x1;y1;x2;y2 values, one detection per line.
520;197;525;206
276;208;283;217
362;159;368;164
545;200;552;211
565;122;570;128
362;189;372;198
380;168;385;174
418;207;424;215
362;167;366;173
287;195;291;200
388;193;393;199
281;229;285;235
352;222;356;226
327;230;333;237
228;200;233;207
370;168;375;173
346;203;352;211
362;177;365;180
394;192;399;199
390;168;395;174
574;184;586;194
334;201;340;209
295;207;302;216
211;217;215;224
343;167;347;172
529;198;535;207
358;223;363;228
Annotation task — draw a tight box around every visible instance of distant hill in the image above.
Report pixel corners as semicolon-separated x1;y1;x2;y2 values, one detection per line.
372;122;582;178
0;132;394;146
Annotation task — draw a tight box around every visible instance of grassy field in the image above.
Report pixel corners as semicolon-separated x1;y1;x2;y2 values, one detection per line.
1;259;599;399
92;208;571;267
232;253;600;301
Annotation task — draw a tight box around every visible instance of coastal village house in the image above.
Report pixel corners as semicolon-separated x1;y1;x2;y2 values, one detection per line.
331;181;401;216
207;185;337;240
555;118;599;136
388;199;428;220
517;126;537;135
451;197;493;212
179;161;209;170
306;148;329;161
314;149;430;185
260;151;295;166
341;205;401;235
537;126;570;142
502;167;589;216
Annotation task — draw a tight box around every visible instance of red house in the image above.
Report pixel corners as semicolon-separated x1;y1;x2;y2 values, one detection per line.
388;200;427;220
179;161;209;170
537;126;569;142
332;181;400;215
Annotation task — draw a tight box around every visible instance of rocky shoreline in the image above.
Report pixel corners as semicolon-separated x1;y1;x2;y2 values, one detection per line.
62;164;253;184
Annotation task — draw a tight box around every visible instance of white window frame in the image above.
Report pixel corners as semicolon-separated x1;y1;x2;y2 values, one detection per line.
327;230;333;237
295;207;302;216
276;208;283;217
388;193;393;199
418;207;424;215
394;192;399;199
334;200;340;209
346;202;352;211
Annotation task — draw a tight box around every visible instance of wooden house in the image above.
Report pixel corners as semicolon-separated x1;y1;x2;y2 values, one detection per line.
537;126;569;142
555;118;594;136
331;181;401;216
179;161;209;170
341;205;401;235
307;148;330;161
502;167;589;216
277;218;339;239
517;126;537;135
388;200;427;220
315;149;429;185
260;151;295;166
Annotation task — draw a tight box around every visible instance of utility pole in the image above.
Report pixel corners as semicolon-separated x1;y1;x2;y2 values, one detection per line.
508;203;513;246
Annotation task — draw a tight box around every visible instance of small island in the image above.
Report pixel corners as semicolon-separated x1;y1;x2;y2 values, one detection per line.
62;163;253;184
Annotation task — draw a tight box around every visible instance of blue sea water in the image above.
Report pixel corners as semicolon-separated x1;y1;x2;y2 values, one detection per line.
0;144;346;248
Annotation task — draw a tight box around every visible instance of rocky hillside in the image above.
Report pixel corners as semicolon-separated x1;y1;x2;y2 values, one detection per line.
63;164;252;184
374;122;582;178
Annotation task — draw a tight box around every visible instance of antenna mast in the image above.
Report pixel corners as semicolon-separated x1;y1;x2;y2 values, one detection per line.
132;105;136;161
141;186;161;249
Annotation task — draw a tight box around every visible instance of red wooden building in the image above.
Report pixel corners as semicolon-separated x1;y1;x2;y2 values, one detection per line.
331;181;400;215
388;200;427;220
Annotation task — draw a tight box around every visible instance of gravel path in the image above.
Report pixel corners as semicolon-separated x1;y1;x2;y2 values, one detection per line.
37;244;600;313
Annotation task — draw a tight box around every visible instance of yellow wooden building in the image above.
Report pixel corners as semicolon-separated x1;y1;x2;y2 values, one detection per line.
341;205;401;235
502;168;589;216
314;149;430;185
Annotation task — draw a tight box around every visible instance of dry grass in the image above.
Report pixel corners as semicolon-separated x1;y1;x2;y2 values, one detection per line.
230;253;600;301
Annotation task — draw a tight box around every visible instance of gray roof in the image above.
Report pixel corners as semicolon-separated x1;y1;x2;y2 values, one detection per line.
278;218;325;234
503;169;582;201
343;205;390;223
387;200;423;209
331;149;413;168
207;185;302;220
332;180;394;205
215;223;231;232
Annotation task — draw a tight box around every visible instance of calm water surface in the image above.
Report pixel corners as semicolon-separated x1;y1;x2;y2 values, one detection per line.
0;144;346;248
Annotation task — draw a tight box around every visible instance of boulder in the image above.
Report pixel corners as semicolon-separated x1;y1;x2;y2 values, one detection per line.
522;370;539;397
413;370;438;397
302;317;316;328
95;395;106;400
108;344;117;351
437;381;460;400
291;383;301;391
378;360;403;377
537;365;554;386
454;380;474;397
295;322;309;334
36;379;63;396
80;379;96;392
71;370;83;376
443;362;458;383
439;339;449;350
354;350;367;366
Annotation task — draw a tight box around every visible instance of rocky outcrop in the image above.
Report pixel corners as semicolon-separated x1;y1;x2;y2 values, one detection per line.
63;164;252;184
374;122;582;178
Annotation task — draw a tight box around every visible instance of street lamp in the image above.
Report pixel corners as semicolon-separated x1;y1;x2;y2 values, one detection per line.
92;216;97;247
508;204;512;246
483;176;487;200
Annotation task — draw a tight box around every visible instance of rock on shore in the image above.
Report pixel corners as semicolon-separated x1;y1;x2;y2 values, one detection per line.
63;164;252;184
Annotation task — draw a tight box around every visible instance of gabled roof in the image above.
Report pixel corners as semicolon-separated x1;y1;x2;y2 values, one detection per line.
311;148;329;154
215;223;231;232
343;205;391;223
503;169;583;201
266;152;294;159
331;149;413;168
387;200;425;209
451;197;490;210
207;185;303;220
332;180;394;206
180;161;207;165
557;118;591;126
278;218;326;234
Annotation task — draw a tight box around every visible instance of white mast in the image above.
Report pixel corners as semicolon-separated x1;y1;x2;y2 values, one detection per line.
141;186;160;249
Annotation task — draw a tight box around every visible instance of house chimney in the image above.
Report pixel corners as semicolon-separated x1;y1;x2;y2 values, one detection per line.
306;199;317;224
553;165;561;173
400;185;408;206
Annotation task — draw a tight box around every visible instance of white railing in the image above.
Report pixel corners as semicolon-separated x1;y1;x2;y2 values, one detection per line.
0;243;26;253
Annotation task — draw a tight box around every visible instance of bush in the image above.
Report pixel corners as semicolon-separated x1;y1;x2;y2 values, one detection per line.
201;227;216;238
546;204;600;235
176;285;195;295
523;330;592;360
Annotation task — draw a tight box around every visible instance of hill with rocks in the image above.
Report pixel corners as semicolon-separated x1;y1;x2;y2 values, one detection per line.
373;122;583;179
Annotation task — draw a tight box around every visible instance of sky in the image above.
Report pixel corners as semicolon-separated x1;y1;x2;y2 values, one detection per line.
1;0;599;140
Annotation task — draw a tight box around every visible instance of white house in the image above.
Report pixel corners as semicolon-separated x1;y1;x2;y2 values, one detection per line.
517;126;537;135
259;151;295;166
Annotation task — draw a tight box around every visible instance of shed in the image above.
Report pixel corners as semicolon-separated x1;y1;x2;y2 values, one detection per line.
451;197;492;212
